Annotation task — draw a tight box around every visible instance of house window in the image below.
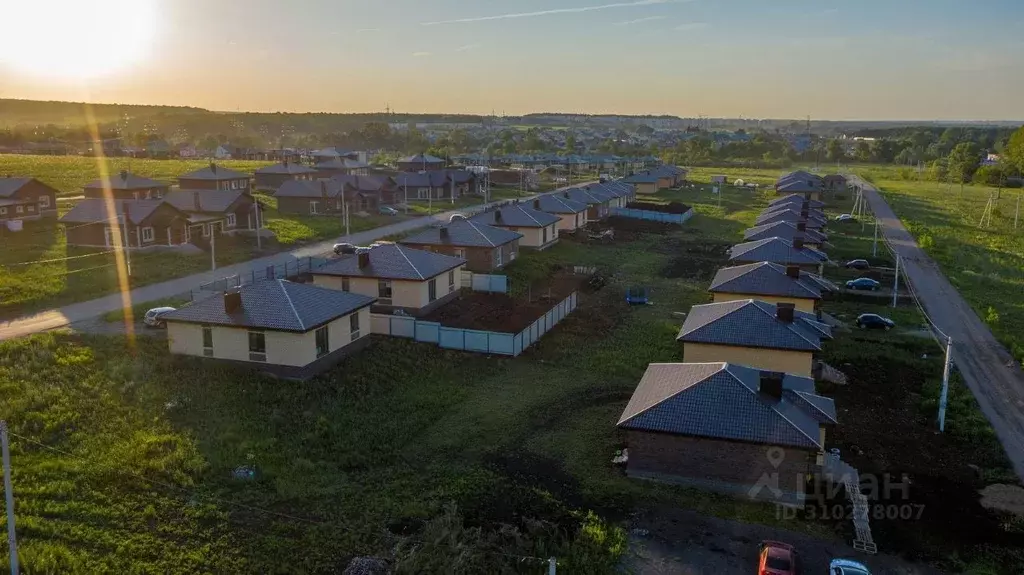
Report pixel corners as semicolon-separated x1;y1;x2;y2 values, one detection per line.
315;326;330;358
542;227;548;243
202;224;211;237
202;326;213;356
428;278;437;302
496;248;503;267
153;188;163;199
248;331;267;362
417;188;428;199
350;313;361;341
27;205;34;213
339;277;351;292
310;201;319;215
378;279;393;303
38;195;50;209
141;227;155;242
226;213;236;227
448;270;455;293
0;208;6;215
454;248;465;259
15;205;23;214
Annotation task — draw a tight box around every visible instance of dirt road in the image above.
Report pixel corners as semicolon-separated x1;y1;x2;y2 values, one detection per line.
849;175;1024;482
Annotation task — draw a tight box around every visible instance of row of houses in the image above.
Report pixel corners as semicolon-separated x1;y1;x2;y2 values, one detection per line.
452;152;662;171
616;173;846;507
154;176;652;378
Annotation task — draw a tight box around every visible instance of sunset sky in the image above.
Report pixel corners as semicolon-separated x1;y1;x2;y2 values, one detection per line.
2;0;1023;120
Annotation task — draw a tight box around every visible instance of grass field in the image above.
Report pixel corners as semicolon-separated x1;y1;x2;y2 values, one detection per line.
0;154;274;196
4;178;1021;573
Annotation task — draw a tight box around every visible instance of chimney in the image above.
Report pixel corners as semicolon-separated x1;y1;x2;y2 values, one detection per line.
793;237;805;250
494;209;502;222
796;221;806;232
563;192;570;199
532;198;540;210
439;226;449;239
209;162;217;173
759;371;785;400
776;302;796;323
193;191;202;212
357;251;370;268
800;208;809;219
120;169;128;181
803;192;811;201
786;265;800;279
224;290;243;314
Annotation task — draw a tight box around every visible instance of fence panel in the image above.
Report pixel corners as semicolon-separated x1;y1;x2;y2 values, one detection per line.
460;272;474;289
370;314;392;335
488;333;516;355
463;330;493;353
611;207;693;225
471;273;508;293
415;321;441;344
439;327;467;351
389;315;417;338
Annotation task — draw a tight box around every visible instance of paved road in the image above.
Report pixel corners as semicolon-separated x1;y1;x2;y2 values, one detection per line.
849;175;1024;481
0;190;558;341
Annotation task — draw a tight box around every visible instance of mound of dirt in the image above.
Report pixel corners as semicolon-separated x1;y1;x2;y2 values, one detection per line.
626;201;691;214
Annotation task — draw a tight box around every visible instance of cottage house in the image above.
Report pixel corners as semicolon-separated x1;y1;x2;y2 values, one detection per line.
728;237;828;273
469;203;561;250
60;199;190;248
591;180;634;208
312;157;371;178
83;171;170;200
332;174;399;209
823;174;847;193
273;180;345;215
397;153;445;172
622;172;660;195
743;221;827;248
775;171;824;200
254;161;318;191
163;189;258;238
392;171;456;201
676;299;832;376
533;193;589;233
400;220;522;272
561;187;613;220
312;244;466;316
709;263;837;312
178;163;251;193
754;210;826;231
768;193;824;210
161;280;376;380
617;362;837;504
761;203;827;222
0;177;59;222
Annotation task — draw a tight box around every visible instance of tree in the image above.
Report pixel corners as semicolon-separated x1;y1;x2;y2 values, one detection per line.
1005;126;1024;175
565;133;577;153
869;139;897;163
854;141;872;163
947;142;981;198
894;147;916;166
973;164;1007;187
826;139;845;162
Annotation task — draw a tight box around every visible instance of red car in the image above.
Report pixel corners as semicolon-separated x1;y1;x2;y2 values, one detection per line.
758;540;797;575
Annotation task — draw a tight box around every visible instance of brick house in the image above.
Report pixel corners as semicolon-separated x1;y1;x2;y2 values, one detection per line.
163;189;258;239
161;280;376;380
273;180;345;215
676;299;832;376
392;171;457;201
60;199;190;248
83;171;170;200
311;244;466;316
742;221;828;248
709;263;837;313
400;220;522;272
254;161;318;191
533;193;589;233
0;177;59;221
397;153;445;172
469;203;561;250
728;237;829;273
617;362;837;505
331;174;400;210
178;163;251;193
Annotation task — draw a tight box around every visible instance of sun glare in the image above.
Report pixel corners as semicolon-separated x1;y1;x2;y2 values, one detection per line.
0;0;158;81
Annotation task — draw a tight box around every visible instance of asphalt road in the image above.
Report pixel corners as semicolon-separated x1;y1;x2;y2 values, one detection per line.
849;175;1024;481
0;189;559;341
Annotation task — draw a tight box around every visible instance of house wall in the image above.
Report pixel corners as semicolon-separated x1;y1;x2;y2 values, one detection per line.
254;172;313;191
624;431;815;503
402;241;517;273
682;342;814;376
276;195;342;215
313;267;464;315
554;213;583;232
84;185;169;200
711;293;817;313
179;177;251;193
635;182;659;195
2;179;59;219
509;224;558;249
64;206;188;248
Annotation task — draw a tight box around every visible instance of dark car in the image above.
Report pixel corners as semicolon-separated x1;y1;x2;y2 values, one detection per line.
333;242;357;255
846;277;881;291
758;540;797;575
844;259;870;270
856;313;895;330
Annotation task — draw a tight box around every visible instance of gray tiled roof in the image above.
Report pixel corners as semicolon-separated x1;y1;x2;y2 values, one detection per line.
769;194;825;209
754;212;825;230
314;244;465;280
760;205;826;222
164;189;249;213
534;193;588;214
83;172;168;190
59;198;170;225
676;299;832;351
560;187;607;205
401;220;522;248
331;174;396;192
398;153;444;164
470;204;560;228
392;171;448;188
623;172;660;184
179;164;249;181
274;179;345;198
776;180;823;193
160;279;375;332
314;158;370;170
729;237;829;266
256;162;318;175
616;362;836;449
743;221;827;244
709;262;836;299
0;177;31;198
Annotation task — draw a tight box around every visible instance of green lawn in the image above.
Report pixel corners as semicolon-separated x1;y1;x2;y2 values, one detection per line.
0;154;274;196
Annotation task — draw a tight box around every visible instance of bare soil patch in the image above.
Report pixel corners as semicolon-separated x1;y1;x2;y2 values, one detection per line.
657;237;733;280
564;216;679;244
626;201;691;214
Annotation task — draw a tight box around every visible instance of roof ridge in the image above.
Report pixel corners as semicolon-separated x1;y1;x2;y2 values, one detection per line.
764;396;820;447
466;220;496;247
789;390;838;423
618;363;727;425
394;244;425;279
278;280;305;331
519;204;543;226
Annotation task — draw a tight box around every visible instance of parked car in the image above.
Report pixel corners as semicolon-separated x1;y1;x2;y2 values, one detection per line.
369;241;395;248
449;213;468;223
846;277;881;291
856;313;895;331
758;541;797;575
829;558;871;575
835;213;856;222
379;206;399;216
844;259;870;270
333;242;357;255
143;306;176;328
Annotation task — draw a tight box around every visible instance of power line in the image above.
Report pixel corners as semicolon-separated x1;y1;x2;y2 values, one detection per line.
1;249;118;268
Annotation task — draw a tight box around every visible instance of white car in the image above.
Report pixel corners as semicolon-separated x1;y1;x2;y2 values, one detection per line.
143;307;176;328
830;558;871;575
835;213;855;222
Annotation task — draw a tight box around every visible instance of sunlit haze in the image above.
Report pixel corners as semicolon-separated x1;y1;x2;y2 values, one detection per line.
1;0;1023;119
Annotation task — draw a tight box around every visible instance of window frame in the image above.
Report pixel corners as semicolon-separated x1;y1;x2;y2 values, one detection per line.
341;277;350;292
247;330;267;362
448;270;456;292
26;204;34;213
225;213;237;228
428;278;437;302
202;325;214;356
38;195;51;209
350;313;361;341
309;200;319;215
141;227;155;243
15;205;23;214
315;325;330;358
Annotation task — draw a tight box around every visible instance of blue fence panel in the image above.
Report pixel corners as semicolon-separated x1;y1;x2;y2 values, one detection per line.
611;207;692;225
390;316;416;338
415;321;441;344
513;333;524;356
471;273;509;293
463;330;492;353
438;327;467;350
488;333;516;355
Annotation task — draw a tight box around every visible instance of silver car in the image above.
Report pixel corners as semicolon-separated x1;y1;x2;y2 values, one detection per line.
830;558;871;575
143;306;176;328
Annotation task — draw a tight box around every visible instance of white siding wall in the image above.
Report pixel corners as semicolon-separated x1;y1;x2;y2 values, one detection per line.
313;268;464;310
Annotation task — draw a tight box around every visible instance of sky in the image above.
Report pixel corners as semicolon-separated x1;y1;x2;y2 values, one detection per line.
1;0;1023;120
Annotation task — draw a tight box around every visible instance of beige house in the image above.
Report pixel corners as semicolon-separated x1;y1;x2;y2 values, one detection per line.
532;194;589;233
708;263;837;313
676;299;832;377
311;243;466;315
160;280;376;380
469;204;561;250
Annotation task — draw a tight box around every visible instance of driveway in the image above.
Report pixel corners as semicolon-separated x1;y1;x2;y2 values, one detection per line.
848;175;1024;482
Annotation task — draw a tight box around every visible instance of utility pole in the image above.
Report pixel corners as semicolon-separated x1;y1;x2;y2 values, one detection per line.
344;202;350;239
120;211;132;277
872;216;879;257
210;223;217;272
254;202;262;251
891;255;900;308
1;420;18;575
938;336;953;432
1015;191;1021;230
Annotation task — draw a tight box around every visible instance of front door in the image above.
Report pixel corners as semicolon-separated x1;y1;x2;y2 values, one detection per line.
104;227;122;247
